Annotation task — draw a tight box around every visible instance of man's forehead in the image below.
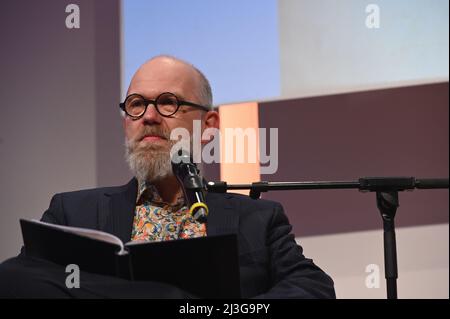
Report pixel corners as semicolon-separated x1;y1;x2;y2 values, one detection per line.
134;57;197;81
128;81;186;101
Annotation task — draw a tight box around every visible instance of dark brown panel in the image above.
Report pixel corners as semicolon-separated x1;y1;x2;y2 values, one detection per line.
259;83;449;236
201;161;221;182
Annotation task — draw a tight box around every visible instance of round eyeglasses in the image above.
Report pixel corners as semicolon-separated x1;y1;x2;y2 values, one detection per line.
119;92;210;118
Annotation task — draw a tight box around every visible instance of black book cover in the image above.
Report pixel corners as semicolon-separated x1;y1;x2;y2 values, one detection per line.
20;219;241;298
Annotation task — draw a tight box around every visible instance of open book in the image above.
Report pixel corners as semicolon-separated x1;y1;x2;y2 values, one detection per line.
20;219;241;298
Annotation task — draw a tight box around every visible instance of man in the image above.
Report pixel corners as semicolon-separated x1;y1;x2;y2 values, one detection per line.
0;55;335;298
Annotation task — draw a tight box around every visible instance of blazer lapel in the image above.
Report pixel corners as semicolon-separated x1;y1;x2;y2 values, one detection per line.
206;192;240;237
98;178;138;244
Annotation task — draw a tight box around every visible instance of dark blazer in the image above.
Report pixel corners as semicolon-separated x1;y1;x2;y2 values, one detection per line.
38;178;335;298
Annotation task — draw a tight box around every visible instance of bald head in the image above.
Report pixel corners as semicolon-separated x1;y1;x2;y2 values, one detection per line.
128;55;213;109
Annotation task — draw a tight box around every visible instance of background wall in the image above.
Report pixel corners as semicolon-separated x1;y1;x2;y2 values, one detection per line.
0;0;129;261
273;0;449;298
279;0;449;98
121;0;281;104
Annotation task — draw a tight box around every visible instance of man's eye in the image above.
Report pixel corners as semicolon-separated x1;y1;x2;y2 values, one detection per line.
159;98;177;106
130;100;144;107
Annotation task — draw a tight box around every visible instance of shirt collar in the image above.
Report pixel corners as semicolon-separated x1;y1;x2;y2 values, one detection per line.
136;179;186;209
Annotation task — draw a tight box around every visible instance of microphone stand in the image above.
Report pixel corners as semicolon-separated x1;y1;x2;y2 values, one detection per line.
206;177;449;299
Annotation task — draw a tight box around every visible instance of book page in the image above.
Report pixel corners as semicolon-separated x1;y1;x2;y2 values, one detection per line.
28;219;126;254
124;239;158;246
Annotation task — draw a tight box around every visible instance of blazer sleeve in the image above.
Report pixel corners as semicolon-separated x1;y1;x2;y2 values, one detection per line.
255;202;336;299
19;194;67;257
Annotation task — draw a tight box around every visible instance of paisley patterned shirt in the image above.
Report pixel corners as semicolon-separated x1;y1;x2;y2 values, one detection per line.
131;180;207;242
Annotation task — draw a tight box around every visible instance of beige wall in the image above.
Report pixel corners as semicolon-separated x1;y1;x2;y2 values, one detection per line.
279;0;449;99
298;223;449;298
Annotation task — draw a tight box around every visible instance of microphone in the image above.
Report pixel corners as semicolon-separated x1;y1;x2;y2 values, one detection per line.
171;149;209;223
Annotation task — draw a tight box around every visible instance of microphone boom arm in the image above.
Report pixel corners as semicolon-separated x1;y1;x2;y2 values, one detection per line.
206;176;449;299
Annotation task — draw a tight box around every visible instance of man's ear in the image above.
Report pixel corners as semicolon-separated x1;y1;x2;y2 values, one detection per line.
204;110;220;130
201;111;220;143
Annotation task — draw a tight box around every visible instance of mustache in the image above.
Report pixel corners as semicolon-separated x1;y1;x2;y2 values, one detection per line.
133;126;171;142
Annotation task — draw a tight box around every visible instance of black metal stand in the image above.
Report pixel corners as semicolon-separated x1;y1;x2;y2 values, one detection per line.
206;177;449;299
376;191;398;299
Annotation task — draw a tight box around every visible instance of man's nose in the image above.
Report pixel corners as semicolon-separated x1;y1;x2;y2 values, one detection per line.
141;103;162;124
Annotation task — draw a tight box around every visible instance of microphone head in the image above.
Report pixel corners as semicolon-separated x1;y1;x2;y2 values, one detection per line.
171;148;204;191
171;148;194;176
170;148;208;223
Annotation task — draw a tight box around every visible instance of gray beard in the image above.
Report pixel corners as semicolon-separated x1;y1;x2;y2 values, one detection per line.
124;138;175;183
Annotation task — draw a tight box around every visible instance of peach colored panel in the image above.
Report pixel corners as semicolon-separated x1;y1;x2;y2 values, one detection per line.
218;102;260;195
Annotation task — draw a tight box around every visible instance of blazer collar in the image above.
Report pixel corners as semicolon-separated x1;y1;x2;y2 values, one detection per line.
99;178;138;244
98;178;240;243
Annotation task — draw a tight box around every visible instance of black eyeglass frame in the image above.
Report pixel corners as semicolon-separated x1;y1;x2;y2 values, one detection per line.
119;92;210;118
